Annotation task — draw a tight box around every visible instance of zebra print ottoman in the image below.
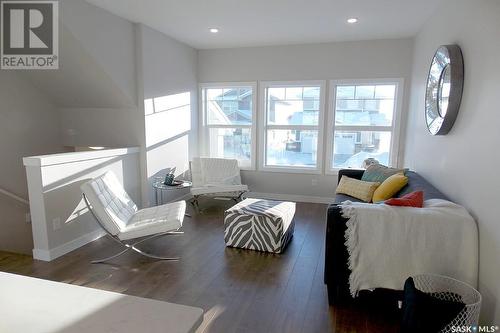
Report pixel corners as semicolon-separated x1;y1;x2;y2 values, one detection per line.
224;198;296;253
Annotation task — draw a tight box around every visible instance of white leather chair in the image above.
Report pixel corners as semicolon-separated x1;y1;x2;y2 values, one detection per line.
81;171;185;264
190;157;248;211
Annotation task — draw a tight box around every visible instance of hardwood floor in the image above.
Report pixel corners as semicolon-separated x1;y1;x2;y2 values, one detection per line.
0;201;400;333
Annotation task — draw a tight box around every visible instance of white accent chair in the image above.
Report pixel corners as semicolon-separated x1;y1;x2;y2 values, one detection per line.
190;157;248;211
81;171;185;264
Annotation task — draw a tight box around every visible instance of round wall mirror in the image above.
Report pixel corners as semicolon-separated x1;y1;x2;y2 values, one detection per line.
425;45;464;135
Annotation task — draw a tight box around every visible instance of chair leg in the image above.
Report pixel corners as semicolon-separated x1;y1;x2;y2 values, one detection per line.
130;246;179;260
91;231;183;264
191;196;201;213
237;191;246;201
91;247;132;264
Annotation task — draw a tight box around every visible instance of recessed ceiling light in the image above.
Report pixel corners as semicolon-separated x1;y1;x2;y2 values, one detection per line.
347;18;359;24
209;28;219;33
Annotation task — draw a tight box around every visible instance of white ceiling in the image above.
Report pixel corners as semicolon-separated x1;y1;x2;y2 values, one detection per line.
86;0;443;49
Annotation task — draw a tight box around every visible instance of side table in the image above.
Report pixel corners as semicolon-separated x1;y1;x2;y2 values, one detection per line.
152;180;193;217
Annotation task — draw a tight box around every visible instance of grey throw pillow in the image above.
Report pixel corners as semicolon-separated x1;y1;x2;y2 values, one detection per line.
361;164;408;183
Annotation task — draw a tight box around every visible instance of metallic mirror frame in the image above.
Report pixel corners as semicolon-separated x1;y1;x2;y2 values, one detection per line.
425;44;464;135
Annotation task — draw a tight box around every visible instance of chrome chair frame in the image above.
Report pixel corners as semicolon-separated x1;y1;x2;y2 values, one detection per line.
189;160;248;213
190;191;246;213
83;193;183;264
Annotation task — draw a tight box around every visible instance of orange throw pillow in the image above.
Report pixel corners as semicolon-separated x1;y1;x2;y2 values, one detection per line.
385;191;424;208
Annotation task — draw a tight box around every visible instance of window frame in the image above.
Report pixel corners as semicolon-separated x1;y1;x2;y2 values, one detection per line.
199;82;257;170
325;78;404;174
258;80;326;174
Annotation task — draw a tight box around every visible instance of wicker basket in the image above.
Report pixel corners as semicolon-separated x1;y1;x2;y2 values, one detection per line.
412;274;482;332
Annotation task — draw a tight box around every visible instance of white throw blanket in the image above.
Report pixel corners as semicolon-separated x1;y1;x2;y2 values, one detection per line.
341;199;478;297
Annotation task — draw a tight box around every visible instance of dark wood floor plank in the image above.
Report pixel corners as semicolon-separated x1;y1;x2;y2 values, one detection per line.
0;201;399;333
300;241;336;333
266;203;326;333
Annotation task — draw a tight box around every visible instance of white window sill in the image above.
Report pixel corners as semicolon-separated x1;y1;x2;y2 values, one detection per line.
240;166;256;172
325;168;366;176
258;165;322;175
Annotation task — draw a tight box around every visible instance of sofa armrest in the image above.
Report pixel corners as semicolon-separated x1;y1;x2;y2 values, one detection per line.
337;169;365;184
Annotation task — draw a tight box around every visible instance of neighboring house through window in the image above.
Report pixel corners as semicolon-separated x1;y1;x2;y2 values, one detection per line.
200;83;256;169
200;79;402;174
259;81;325;173
326;79;403;172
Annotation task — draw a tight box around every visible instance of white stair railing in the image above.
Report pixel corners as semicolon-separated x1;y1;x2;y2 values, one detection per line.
0;187;29;205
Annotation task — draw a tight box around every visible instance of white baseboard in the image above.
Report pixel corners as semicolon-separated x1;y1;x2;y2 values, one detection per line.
245;192;334;204
33;229;105;262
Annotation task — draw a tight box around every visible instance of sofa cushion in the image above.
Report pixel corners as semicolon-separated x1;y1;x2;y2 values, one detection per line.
372;173;409;202
361;164;406;183
336;176;380;202
385;191;424;208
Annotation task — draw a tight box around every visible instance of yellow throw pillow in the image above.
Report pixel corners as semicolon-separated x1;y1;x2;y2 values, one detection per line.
336;176;380;202
372;173;409;202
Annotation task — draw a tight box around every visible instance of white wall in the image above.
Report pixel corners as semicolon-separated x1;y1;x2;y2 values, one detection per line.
404;0;500;323
60;108;141;148
24;148;140;261
22;0;142;150
138;25;199;206
59;0;137;105
53;0;142;151
0;71;64;254
22;15;136;109
198;39;414;198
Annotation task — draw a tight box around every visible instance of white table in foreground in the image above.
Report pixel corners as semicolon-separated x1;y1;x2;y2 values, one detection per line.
0;272;203;333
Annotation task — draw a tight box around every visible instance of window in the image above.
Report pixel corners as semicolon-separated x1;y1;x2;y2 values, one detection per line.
200;83;256;169
327;80;403;171
259;81;325;172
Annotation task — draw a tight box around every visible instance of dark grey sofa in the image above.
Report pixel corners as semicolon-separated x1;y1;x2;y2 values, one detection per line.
324;169;448;306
